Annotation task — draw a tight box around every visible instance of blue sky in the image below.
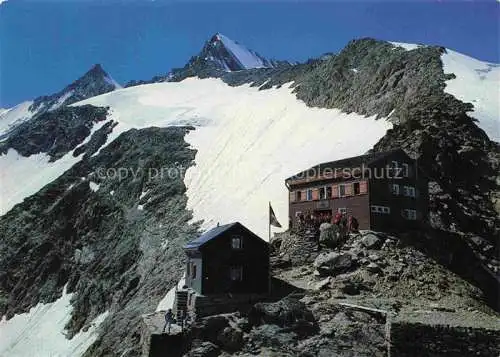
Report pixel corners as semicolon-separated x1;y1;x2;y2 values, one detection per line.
0;1;499;107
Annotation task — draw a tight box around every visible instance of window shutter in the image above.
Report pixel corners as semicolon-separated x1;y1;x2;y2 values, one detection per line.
345;183;353;196
332;185;339;198
312;188;319;200
359;180;368;194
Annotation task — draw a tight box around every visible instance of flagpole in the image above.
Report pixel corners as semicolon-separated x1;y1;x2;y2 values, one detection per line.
268;201;271;241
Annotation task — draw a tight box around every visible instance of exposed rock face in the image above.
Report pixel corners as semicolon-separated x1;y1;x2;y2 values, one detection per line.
29;64;120;113
0;126;200;356
0;105;110;161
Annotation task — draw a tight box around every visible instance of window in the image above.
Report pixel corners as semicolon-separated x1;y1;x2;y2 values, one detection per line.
231;235;243;249
371;205;391;214
296;191;302;201
353;182;360;195
338;207;347;214
403;186;416;197
391;184;400;195
306;189;313;201
191;264;197;279
295;211;302;217
402;163;410;177
326;186;332;198
402;209;417;220
319;187;327;200
339;184;346;197
230;266;243;281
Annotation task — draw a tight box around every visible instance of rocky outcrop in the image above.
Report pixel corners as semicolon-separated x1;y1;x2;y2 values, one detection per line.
0;105;110;161
29;64;120;113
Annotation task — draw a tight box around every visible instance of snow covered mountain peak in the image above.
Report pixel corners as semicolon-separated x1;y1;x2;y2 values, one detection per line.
200;32;274;71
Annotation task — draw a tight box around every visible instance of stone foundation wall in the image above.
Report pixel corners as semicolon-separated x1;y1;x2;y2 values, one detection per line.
192;293;269;320
390;321;500;357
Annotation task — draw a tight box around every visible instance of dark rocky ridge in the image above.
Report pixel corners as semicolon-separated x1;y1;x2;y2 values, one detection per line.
0;126;200;356
29;64;119;113
0;105;110;161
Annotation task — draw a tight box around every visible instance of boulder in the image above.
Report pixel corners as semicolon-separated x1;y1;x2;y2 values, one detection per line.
248;297;318;336
314;277;332;291
217;326;244;352
190;315;230;344
366;262;382;274
313;252;354;276
360;233;383;249
248;324;297;348
184;341;220;357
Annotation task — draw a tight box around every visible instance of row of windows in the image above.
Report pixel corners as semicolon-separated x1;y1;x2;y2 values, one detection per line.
294;181;367;202
371;205;418;220
391;184;416;197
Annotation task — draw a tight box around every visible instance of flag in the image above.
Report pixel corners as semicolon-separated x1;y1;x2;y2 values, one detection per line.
269;202;282;228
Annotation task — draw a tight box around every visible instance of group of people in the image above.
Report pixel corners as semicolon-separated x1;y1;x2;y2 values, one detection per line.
294;210;359;251
295;211;359;233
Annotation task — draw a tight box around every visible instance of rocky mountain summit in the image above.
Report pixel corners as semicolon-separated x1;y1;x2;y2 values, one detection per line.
29;64;121;113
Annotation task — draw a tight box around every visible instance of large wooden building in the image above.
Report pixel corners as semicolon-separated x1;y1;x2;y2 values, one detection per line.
286;149;428;232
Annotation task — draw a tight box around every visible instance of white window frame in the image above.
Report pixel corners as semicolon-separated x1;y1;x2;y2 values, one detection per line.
231;235;243;249
391;184;400;195
319;187;327;200
402;163;410;177
338;207;347;214
402;209;417;220
371;205;391;214
339;184;346;197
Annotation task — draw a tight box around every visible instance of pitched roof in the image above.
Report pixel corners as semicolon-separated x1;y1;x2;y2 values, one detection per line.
286;148;406;181
184;222;239;250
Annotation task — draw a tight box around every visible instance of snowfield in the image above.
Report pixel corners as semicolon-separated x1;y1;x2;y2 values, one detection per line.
0;286;108;357
441;49;500;142
75;78;392;238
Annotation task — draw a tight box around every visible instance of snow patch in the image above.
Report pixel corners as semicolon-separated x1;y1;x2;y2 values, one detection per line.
0;285;108;357
89;181;100;192
156;276;186;312
49;90;74;111
217;33;268;69
441;48;500;142
0;101;35;137
390;42;422;51
0;149;84;215
105;75;123;89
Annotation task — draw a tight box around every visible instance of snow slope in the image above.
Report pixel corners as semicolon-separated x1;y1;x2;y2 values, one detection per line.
75;78;392;238
441;49;500;142
0;101;35;138
0;285;108;357
216;33;269;69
